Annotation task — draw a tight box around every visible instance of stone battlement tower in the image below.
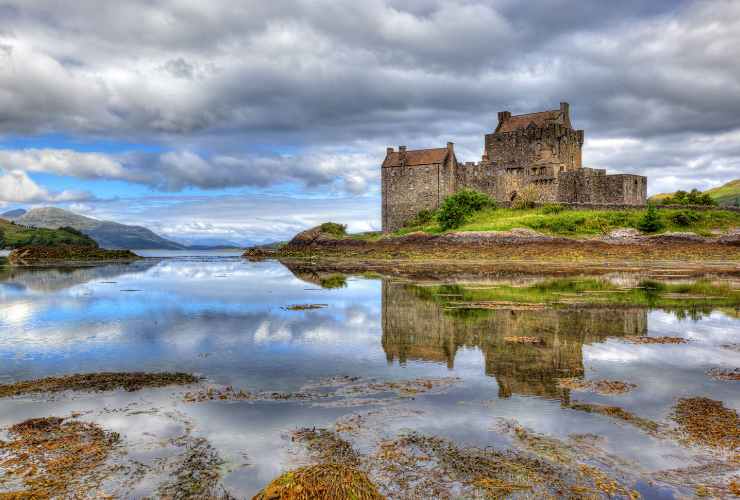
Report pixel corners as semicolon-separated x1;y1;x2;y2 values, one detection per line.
381;102;647;232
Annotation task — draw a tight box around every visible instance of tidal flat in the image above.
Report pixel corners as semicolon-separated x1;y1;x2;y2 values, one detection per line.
0;256;738;498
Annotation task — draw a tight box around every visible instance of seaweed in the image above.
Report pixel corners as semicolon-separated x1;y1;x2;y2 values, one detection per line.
672;397;739;450
0;372;200;398
0;416;119;498
253;464;385;500
557;377;637;395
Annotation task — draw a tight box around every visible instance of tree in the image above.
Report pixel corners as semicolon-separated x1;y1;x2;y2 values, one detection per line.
637;205;664;233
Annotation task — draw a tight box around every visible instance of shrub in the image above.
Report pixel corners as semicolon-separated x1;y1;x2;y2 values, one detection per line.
511;185;540;209
661;188;716;206
637;205;664;233
437;190;495;230
319;222;347;237
404;209;436;228
671;210;700;227
541;203;564;214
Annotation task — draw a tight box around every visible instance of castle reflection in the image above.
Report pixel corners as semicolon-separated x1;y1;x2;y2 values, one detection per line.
381;281;647;400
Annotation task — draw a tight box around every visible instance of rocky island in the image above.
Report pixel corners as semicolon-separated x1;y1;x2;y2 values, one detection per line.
0;218;140;266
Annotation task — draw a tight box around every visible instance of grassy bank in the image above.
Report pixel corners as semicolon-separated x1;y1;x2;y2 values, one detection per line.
390;206;740;237
0;219;97;248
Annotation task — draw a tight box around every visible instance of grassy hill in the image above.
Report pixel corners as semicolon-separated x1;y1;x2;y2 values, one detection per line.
0;218;98;249
704;179;740;206
649;179;740;206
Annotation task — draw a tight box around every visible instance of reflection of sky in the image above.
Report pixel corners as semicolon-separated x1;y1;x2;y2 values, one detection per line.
0;259;737;498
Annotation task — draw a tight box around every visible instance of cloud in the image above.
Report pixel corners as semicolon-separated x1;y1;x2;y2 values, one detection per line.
0;169;91;203
0;1;737;207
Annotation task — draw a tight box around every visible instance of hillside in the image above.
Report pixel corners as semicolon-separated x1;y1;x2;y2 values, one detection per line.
0;219;98;249
649;179;740;206
8;207;185;250
704;179;740;206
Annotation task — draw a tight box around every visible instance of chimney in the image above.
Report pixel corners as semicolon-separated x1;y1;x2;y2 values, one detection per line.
447;141;454;152
497;111;511;125
560;102;569;116
399;145;407;155
386;147;394;155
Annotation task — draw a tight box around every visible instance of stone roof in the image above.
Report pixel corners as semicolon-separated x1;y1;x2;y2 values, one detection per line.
382;148;450;167
496;109;564;133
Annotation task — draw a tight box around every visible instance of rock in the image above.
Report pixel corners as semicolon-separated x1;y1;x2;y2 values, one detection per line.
287;225;342;248
8;245;139;265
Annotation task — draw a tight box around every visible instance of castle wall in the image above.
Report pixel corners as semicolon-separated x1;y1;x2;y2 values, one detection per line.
484;125;583;173
382;154;458;232
605;175;647;205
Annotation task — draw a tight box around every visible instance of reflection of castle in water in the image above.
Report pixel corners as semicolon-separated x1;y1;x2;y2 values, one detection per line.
381;281;647;399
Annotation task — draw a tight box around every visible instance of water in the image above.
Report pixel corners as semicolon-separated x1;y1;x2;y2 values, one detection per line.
0;257;737;498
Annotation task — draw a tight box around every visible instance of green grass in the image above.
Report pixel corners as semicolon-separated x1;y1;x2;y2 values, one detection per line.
0;219;98;248
704;179;740;206
394;206;740;237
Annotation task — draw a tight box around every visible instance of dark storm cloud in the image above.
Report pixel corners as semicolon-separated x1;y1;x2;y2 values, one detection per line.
0;0;738;194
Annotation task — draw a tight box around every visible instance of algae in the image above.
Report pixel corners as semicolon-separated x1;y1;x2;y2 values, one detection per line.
0;372;200;398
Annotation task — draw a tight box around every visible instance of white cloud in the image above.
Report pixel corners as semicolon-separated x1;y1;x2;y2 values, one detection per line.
0;169;91;203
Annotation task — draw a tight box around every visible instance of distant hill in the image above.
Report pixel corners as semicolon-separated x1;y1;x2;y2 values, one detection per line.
649;179;740;207
0;218;97;249
1;209;27;219
704;179;740;206
7;207;186;250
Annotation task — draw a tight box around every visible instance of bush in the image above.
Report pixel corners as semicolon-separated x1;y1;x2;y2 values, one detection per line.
319;222;347;237
437;190;495;230
541;203;564;214
637;205;664;233
661;188;716;206
404;209;436;228
671;210;700;227
511;185;540;209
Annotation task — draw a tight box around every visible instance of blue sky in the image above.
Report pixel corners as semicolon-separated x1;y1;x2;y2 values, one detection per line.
0;0;738;244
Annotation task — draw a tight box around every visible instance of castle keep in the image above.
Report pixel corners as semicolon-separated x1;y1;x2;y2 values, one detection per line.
381;102;647;232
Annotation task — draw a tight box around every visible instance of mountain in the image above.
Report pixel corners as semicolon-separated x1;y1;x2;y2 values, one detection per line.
649;179;740;207
1;209;27;219
8;207;186;250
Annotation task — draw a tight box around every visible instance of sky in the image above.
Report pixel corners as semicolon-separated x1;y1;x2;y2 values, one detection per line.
0;0;739;245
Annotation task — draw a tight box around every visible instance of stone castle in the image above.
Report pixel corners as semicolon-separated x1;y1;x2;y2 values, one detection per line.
381;102;647;232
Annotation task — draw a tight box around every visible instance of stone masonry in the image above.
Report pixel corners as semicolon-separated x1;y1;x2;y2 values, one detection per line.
381;102;647;232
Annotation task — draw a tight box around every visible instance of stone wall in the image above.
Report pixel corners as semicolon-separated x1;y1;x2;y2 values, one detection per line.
382;155;458;232
484;124;583;173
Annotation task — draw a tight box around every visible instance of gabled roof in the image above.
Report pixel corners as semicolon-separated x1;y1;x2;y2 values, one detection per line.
496;109;564;133
382;148;450;167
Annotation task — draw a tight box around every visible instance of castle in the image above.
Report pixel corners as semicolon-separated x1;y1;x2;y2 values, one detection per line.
381;102;647;232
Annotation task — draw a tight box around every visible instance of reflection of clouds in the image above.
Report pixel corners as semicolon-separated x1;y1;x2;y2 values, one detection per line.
585;341;739;366
0;300;36;326
648;310;740;344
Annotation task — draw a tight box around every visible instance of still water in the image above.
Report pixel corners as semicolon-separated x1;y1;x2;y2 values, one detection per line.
0;256;737;498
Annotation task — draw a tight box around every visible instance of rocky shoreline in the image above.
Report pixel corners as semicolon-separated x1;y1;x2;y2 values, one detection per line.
7;245;141;266
245;226;740;269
